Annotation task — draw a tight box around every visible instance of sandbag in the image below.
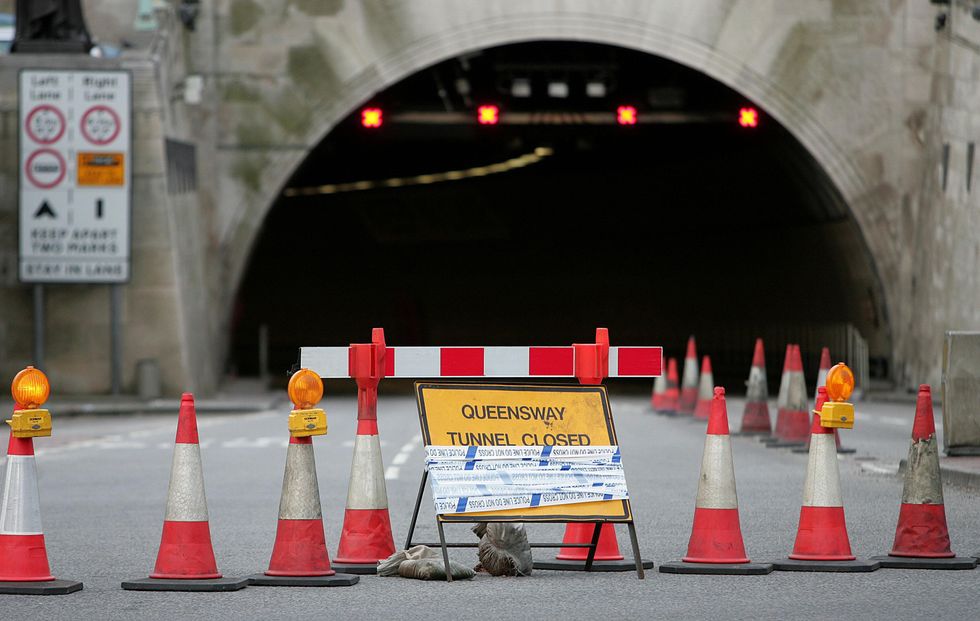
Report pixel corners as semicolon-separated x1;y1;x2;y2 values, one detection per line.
378;545;474;580
473;522;533;576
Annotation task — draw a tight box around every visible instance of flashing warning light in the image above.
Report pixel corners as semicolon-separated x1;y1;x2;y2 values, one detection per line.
825;363;855;402
11;366;50;409
288;368;324;409
477;105;500;125
616;106;638;126
738;107;759;128
361;108;383;128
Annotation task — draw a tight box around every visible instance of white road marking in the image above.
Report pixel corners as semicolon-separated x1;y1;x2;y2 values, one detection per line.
861;462;900;475
385;434;422;481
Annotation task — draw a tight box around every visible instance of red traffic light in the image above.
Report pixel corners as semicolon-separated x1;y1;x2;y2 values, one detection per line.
477;105;500;125
616;106;638;126
361;107;383;128
738;107;759;128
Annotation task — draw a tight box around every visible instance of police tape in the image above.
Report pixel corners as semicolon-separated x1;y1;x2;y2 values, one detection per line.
425;445;628;514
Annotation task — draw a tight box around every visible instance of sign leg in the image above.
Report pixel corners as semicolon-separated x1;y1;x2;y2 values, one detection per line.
437;520;452;582
584;522;602;571
627;522;645;579
404;469;428;549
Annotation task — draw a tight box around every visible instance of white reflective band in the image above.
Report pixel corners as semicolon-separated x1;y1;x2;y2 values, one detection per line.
694;436;738;509
484;347;529;376
279;443;322;520
681;358;699;388
393;347;440;377
801;434;842;507
746;366;768;401
425;445;621;462
902;434;944;505
607;347;619;377
0;455;43;535
776;371;790;409
815;369;828;396
301;347;348;378
653;373;667;394
164;443;209;521
346;434;388;510
786;372;809;410
696;372;714;400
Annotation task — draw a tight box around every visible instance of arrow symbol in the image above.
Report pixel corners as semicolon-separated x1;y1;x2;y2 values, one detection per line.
96;198;104;219
33;200;57;219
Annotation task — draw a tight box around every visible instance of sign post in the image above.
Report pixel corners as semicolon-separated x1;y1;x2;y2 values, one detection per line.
19;69;132;391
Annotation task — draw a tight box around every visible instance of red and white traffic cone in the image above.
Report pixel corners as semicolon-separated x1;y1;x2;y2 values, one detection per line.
660;357;680;416
678;337;699;416
761;344;792;443
661;388;772;574
0;407;82;595
768;345;808;448
871;386;978;569
250;432;360;586
794;348;855;455
692;356;714;421
651;370;668;413
773;389;878;571
739;338;771;435
123;394;248;591
332;329;396;574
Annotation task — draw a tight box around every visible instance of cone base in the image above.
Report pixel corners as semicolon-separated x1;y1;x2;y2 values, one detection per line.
766;439;805;448
248;572;360;586
733;430;770;437
328;562;380;575
0;579;82;595
869;555;977;570
659;561;772;575
532;558;653;572
772;558;879;572
121;576;248;591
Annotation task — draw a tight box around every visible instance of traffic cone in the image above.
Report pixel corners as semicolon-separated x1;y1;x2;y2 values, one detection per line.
738;338;771;435
0;407;82;595
761;344;792;443
678;337;699;416
123;394;248;591
871;386;978;569
651;371;668;413
249;433;360;586
773;391;878;572
660;357;680;415
332;331;396;574
794;348;856;454
534;522;654;572
692;356;714;421
768;345;809;448
660;388;772;575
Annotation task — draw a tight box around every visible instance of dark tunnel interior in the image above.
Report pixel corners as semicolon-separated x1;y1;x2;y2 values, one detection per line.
230;42;887;391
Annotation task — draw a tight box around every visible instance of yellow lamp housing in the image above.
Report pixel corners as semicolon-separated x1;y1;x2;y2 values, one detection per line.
288;407;327;438
819;401;854;429
6;408;53;438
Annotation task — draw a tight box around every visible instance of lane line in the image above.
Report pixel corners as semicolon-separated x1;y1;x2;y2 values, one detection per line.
385;434;422;481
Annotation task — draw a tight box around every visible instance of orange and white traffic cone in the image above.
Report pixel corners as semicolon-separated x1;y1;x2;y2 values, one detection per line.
660;357;680;416
332;330;396;574
651;370;668;413
739;338;771;435
660;388;772;575
0;406;82;595
871;386;978;569
794;348;855;455
692;356;714;421
768;345;809;448
250;431;360;586
123;394;248;591
773;388;878;572
678;337;699;416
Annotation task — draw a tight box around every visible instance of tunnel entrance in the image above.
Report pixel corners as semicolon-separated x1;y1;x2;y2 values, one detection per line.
230;42;887;390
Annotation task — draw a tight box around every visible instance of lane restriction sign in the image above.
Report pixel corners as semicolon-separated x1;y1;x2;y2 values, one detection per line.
25;105;66;144
25;149;66;189
80;105;121;145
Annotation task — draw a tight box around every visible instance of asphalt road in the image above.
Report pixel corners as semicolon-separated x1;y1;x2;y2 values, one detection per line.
1;390;978;620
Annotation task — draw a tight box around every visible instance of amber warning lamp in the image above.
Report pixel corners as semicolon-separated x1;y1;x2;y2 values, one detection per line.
7;366;53;438
287;368;327;438
819;363;855;429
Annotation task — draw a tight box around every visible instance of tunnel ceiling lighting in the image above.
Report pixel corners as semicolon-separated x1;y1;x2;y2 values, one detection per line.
511;78;532;98
282;147;554;198
738;106;759;128
547;81;569;98
616;106;638;126
361;107;383;128
477;105;500;125
586;81;606;98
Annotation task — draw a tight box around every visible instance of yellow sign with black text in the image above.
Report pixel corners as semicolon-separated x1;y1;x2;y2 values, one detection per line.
415;383;632;522
77;152;125;186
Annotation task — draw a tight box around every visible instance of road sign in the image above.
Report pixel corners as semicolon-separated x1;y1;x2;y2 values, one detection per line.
19;70;131;283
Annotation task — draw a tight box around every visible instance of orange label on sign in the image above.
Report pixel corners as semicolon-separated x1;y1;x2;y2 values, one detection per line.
77;152;124;186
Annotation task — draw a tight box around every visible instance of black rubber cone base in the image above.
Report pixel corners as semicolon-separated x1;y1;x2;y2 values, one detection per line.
121;576;249;592
659;561;773;575
247;573;360;586
772;558;879;572
870;555;978;570
328;563;379;575
533;558;654;572
735;431;770;437
0;579;83;595
766;440;805;449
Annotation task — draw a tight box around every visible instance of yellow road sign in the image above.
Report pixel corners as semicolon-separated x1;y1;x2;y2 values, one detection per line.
77;152;125;186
